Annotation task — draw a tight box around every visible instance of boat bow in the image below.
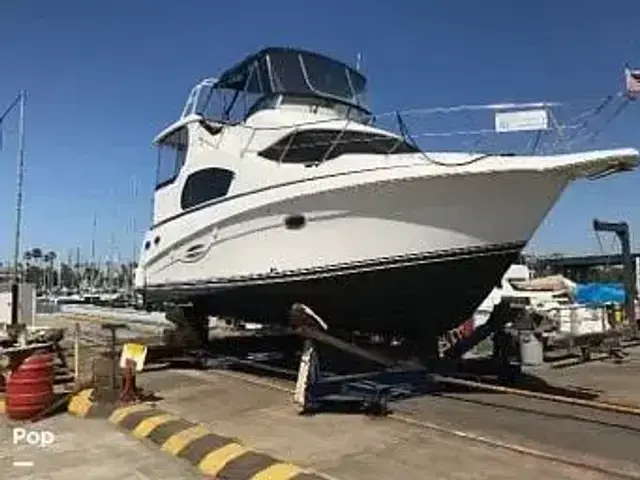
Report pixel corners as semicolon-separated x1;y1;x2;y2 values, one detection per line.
533;148;639;179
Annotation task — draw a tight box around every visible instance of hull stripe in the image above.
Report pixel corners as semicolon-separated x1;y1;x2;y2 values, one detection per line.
145;241;526;292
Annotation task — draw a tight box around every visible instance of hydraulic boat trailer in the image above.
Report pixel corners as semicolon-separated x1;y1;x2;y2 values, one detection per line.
288;301;526;415
138;298;533;415
122;296;637;417
288;296;640;416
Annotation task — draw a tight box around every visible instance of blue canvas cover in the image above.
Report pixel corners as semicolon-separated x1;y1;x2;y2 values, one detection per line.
574;283;625;305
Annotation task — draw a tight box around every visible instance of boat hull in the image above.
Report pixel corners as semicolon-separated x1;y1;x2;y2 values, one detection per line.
144;241;525;337
139;168;570;335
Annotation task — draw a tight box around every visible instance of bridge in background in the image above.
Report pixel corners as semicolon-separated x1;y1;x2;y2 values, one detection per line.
530;253;640;284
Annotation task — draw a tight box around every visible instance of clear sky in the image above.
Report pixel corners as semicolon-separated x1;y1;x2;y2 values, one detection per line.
1;0;639;265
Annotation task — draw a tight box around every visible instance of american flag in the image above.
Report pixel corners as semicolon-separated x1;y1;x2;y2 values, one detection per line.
625;67;640;96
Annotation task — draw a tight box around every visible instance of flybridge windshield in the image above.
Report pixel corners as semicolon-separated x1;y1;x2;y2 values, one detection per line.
214;48;369;112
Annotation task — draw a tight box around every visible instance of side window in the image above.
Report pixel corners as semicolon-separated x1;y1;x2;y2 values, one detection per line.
260;130;339;163
156;127;188;189
180;168;235;210
331;130;419;157
258;129;419;163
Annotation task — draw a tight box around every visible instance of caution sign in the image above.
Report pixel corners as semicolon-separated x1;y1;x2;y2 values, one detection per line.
119;343;148;372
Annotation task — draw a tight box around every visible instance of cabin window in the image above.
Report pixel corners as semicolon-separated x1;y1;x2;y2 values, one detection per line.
180;168;235;210
257;129;419;163
156;127;189;189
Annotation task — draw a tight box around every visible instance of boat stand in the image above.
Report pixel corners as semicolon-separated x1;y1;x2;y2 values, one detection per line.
289;303;430;415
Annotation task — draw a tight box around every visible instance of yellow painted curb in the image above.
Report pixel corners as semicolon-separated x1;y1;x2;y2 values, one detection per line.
67;388;95;417
107;403;326;480
0;394;5;415
64;390;327;478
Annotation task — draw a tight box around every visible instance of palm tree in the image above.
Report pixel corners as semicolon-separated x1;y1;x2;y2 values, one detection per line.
43;251;57;291
24;248;43;288
30;248;43;262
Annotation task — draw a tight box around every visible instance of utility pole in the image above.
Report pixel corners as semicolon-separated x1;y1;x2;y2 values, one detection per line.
1;91;27;282
13;91;26;284
1;90;27;326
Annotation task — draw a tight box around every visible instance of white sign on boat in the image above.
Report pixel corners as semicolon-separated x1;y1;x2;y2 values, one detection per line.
494;109;549;133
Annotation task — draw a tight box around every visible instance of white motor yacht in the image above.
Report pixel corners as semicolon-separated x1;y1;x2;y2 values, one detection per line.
134;47;639;346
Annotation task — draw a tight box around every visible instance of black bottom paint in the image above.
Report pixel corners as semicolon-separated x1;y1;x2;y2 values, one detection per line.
144;242;525;338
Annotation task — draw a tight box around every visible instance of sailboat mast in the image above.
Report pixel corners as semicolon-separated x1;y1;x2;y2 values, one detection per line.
91;213;96;289
131;176;139;292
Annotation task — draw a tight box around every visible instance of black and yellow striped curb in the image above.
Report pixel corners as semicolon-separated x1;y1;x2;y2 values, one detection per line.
68;388;104;417
68;390;327;479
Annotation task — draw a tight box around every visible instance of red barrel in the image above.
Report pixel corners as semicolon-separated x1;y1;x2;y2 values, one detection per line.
6;349;54;421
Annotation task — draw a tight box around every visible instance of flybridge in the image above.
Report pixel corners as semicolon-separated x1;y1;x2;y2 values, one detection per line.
161;51;639;161
213;47;369;110
179;47;370;123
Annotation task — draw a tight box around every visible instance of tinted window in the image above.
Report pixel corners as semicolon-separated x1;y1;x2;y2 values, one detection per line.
258;130;419;163
180;168;234;210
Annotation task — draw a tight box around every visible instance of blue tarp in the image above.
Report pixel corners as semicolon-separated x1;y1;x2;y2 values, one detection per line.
574;282;625;305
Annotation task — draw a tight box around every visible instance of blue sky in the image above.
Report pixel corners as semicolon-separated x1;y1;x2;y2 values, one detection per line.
1;0;639;264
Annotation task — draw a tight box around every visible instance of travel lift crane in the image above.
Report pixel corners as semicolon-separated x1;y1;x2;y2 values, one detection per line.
593;219;638;336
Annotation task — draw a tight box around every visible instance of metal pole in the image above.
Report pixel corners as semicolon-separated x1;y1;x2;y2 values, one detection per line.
130;216;137;291
12;90;26;283
74;322;80;388
130;176;138;292
619;227;636;332
10;282;19;325
91;212;96;289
